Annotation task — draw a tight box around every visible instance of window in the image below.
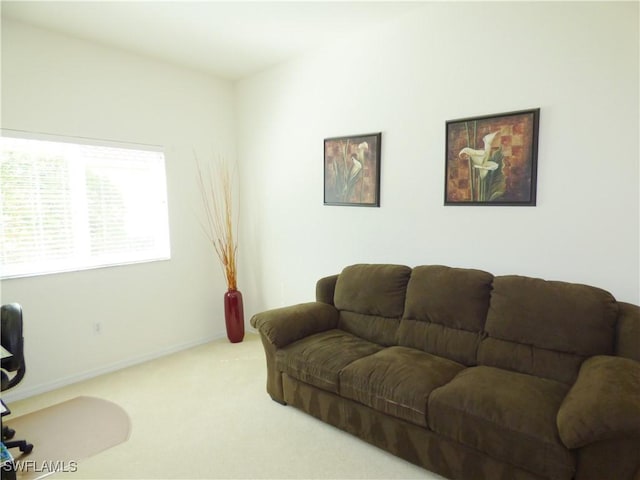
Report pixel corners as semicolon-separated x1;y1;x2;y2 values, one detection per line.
1;132;171;278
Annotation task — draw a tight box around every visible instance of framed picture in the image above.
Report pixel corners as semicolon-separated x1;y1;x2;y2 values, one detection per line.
324;133;381;207
445;108;539;206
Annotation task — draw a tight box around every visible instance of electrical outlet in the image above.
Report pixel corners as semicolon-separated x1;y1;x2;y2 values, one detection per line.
93;321;102;335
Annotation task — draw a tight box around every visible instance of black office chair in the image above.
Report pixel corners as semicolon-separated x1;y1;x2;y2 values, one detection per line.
1;303;33;454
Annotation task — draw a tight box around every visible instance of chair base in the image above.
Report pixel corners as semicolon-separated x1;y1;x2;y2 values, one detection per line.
3;426;33;454
4;440;33;454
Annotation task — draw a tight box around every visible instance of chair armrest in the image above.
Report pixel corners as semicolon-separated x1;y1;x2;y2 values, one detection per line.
250;302;339;348
557;355;640;449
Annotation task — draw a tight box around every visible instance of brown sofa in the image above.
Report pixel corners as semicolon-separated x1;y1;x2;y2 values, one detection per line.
250;264;640;480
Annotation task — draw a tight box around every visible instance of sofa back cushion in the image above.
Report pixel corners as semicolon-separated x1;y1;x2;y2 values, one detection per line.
334;264;412;345
478;275;619;384
397;265;493;365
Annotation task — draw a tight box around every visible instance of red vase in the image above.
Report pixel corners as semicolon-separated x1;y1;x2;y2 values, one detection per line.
224;289;245;343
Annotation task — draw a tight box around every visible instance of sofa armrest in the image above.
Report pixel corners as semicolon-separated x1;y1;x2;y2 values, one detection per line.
316;274;338;305
250;302;339;348
616;301;640;362
557;355;640;449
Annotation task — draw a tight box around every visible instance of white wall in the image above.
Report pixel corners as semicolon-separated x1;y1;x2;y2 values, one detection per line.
236;1;640;319
1;19;235;399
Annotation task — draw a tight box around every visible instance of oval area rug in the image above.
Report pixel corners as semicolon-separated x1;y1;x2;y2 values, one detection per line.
4;396;131;480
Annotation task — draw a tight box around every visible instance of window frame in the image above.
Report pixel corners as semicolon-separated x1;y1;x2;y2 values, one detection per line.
1;129;172;279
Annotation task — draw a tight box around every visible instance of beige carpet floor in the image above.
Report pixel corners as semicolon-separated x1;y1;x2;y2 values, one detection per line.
4;333;443;479
5;396;131;480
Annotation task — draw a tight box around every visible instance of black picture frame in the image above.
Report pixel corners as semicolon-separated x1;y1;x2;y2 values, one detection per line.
324;133;381;207
444;108;539;206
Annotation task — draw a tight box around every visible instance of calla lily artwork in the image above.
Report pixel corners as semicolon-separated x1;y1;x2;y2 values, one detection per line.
324;133;381;207
445;109;540;206
458;130;505;202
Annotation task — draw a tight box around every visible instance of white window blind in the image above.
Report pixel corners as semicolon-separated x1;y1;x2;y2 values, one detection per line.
0;133;171;278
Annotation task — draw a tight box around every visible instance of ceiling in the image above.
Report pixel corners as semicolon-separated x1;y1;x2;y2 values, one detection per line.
1;1;423;80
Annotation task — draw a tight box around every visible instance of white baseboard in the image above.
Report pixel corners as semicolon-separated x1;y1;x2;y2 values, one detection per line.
2;333;225;402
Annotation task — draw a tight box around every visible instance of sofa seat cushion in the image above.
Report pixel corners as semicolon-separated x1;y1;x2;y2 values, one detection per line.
428;366;575;480
275;329;383;394
340;346;465;427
